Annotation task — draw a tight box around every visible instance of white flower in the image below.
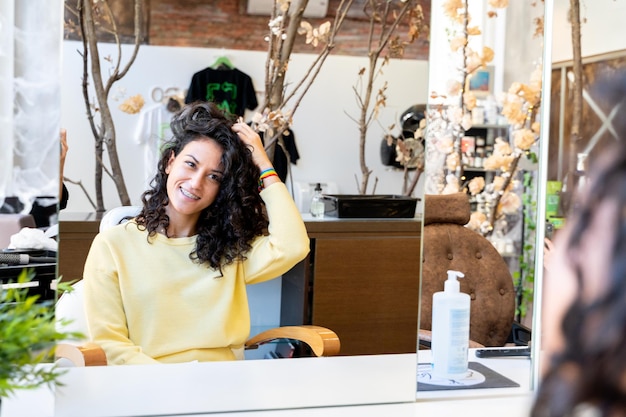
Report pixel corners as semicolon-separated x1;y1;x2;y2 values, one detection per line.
499;192;521;215
446;105;463;124
493;137;512;156
118;94;144;114
464;91;477;111
436;135;455;154
489;0;509;8
446;152;460;171
468;177;485;195
467;211;487;231
450;36;467;52
492;175;505;192
513;128;536;150
461;113;473;131
442;174;460;194
447;79;463;96
268;16;284;36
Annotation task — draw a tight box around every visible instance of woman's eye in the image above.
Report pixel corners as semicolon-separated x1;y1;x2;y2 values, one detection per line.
185;161;196;168
208;173;222;182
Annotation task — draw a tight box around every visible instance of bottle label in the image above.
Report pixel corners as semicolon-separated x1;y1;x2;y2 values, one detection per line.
447;308;470;374
310;200;325;217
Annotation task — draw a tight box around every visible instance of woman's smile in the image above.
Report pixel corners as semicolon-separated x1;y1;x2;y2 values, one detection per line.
179;186;201;200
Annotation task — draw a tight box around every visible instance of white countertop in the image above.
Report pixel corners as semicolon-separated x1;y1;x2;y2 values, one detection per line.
2;350;534;417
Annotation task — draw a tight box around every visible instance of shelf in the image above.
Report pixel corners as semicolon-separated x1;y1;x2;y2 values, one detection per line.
469;123;509;129
463;167;496;172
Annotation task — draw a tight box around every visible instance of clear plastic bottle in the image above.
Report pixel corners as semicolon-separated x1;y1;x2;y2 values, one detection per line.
310;183;325;218
431;270;470;379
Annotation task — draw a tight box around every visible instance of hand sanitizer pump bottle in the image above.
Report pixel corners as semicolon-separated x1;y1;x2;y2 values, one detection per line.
310;183;325;218
431;270;470;379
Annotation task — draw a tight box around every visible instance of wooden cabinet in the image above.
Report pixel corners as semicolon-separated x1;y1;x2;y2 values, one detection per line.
57;212;101;283
281;219;422;356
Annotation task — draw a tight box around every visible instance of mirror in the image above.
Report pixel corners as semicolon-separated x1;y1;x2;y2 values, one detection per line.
0;0;64;405
54;0;426;414
0;1;62;298
421;0;549;391
534;0;626;386
58;0;427;357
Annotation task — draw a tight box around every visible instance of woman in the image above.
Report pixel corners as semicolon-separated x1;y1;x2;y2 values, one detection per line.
531;140;626;416
82;102;310;365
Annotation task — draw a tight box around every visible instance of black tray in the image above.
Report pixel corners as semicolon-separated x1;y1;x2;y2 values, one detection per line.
321;194;418;218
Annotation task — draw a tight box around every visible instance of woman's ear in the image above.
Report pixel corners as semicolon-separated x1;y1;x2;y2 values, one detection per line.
165;151;175;175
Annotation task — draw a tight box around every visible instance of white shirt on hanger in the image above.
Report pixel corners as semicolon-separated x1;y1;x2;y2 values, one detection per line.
134;102;174;188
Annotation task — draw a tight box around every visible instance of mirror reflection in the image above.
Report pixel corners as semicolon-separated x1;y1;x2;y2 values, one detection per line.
417;0;546;392
0;0;65;398
532;0;626;404
57;0;428;368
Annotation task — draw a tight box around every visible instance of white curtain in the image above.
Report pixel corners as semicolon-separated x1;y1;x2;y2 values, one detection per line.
0;0;63;213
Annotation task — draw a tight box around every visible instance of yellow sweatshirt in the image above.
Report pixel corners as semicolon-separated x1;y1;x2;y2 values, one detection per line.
82;183;309;365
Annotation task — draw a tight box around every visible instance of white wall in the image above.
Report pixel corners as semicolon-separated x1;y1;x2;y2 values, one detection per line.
61;41;429;213
552;0;626;63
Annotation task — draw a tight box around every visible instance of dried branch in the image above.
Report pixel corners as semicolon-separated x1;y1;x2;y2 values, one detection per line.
253;0;356;166
69;0;145;211
565;0;583;204
63;176;97;211
349;0;424;194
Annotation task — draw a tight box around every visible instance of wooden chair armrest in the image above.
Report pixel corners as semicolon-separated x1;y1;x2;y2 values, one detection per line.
418;329;485;350
245;325;340;357
56;342;107;367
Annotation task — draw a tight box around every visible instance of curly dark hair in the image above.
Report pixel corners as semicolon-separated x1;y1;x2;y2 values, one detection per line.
531;140;626;417
135;101;269;270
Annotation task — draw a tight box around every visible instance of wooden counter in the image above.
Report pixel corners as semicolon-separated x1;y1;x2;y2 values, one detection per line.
58;212;422;356
283;216;422;356
57;212;102;282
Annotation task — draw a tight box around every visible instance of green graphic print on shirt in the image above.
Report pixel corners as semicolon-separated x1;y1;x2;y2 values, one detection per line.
185;67;258;118
206;82;238;116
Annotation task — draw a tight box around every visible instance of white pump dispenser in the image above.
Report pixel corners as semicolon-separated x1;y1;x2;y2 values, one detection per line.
431;270;470;378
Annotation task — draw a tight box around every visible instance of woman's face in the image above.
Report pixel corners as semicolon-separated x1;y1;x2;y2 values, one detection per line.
165;137;224;222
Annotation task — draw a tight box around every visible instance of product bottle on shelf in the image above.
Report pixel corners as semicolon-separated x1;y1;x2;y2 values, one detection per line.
310;183;325;218
431;270;470;379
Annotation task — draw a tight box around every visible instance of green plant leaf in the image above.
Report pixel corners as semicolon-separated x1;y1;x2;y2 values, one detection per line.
0;269;78;397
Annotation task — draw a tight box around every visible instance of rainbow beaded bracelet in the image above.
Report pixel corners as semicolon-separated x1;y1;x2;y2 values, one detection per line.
258;168;278;191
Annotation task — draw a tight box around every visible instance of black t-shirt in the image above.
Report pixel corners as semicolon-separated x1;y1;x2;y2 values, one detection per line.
29;184;69;227
258;129;300;182
185;67;258;117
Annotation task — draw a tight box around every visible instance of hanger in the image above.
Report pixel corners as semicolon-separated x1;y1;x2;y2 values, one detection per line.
211;55;234;70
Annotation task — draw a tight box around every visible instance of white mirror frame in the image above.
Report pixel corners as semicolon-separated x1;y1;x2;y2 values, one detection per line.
531;0;554;390
54;354;418;416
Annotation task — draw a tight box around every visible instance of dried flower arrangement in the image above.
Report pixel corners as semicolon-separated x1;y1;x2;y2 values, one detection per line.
345;0;427;195
425;0;544;237
424;0;545;319
250;0;356;168
64;0;146;212
251;0;428;194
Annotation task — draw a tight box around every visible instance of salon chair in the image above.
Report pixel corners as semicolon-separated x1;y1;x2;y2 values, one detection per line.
55;206;340;366
418;193;519;348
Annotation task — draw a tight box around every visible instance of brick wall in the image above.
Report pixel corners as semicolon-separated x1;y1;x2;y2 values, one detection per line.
66;0;431;60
